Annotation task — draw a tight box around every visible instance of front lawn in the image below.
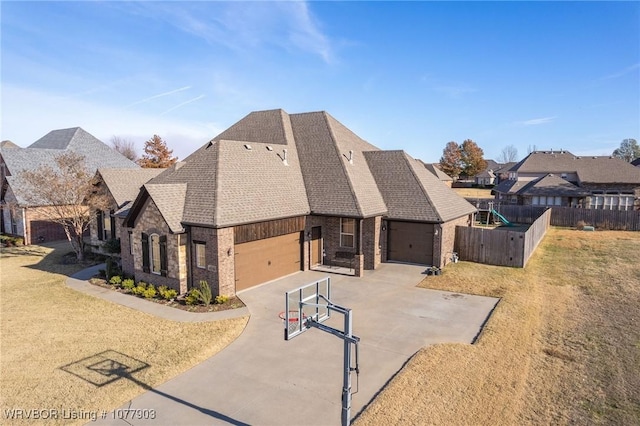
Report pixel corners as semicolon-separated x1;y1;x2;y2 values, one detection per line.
0;242;248;425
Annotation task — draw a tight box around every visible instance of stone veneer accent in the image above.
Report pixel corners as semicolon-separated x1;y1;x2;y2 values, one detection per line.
125;198;186;293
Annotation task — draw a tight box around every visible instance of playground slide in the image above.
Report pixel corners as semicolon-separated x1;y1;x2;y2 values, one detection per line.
491;209;513;226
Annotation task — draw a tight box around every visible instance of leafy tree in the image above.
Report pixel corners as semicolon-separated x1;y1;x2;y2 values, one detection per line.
137;135;178;168
17;152;110;260
612;138;640;163
110;136;137;161
498;144;518;163
439;141;463;179
460;139;487;177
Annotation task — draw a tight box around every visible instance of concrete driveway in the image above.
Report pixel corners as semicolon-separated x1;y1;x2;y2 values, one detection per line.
96;263;498;425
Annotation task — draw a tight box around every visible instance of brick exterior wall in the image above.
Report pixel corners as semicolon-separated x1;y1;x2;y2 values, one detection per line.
437;215;472;269
189;226;235;297
125;198;186;293
362;216;382;270
120;220;135;276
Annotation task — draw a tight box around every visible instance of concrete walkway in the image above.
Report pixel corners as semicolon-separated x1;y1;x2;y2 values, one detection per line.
81;263;498;426
66;264;249;322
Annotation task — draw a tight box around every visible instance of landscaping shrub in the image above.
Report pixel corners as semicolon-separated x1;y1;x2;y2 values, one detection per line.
214;295;229;304
122;279;135;290
193;280;213;305
143;284;157;299
131;285;146;297
185;289;200;306
109;275;122;287
102;238;121;254
158;285;178;301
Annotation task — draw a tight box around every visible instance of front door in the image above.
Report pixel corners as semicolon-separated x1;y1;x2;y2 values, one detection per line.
311;226;322;266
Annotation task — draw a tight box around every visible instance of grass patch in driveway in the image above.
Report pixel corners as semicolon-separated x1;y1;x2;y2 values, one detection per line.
0;242;248;424
356;228;640;425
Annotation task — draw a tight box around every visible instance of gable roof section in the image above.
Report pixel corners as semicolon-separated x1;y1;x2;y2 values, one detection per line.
145;183;187;233
98;168;164;213
291;111;387;218
365;150;476;222
211;109;290;146
0;140;19;149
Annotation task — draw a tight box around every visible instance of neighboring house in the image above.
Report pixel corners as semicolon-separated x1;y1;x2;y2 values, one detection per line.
121;109;477;296
422;162;454;187
493;150;640;210
493;162;517;184
474;159;502;186
0;128;137;244
90;168;164;255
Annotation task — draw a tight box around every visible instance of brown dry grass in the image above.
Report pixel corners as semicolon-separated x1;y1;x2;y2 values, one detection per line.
0;242;248;425
356;228;640;425
452;187;494;199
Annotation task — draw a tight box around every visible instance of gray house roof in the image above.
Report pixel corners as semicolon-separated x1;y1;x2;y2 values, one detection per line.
511;151;640;185
128;109;477;229
1;128;137;207
365;151;476;222
518;174;590;197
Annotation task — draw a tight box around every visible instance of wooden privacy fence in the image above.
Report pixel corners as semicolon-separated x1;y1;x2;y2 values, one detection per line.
455;209;551;268
497;205;640;230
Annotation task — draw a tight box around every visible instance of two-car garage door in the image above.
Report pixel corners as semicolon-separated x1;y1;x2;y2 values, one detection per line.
234;232;302;292
387;221;434;266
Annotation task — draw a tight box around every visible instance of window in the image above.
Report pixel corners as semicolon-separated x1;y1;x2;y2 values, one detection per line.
532;196;539;205
340;218;355;248
151;234;161;274
195;242;206;268
555;196;562;206
97;210;115;240
141;233;167;276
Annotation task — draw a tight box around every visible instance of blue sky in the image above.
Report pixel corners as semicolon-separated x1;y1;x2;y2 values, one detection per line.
2;1;639;163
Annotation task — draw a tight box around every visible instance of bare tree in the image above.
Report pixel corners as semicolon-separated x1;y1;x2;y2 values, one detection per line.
527;144;538;154
498;144;519;163
17;152;110;260
110;136;138;161
137;135;178;168
612;138;640;163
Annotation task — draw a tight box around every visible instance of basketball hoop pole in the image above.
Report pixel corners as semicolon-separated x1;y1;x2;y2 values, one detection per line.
305;299;360;426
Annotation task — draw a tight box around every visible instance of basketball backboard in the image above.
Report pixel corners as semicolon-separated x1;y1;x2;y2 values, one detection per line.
282;277;331;340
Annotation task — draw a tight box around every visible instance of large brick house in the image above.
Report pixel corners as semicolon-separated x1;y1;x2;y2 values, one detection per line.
121;110;476;296
0;128;137;244
493;150;640;210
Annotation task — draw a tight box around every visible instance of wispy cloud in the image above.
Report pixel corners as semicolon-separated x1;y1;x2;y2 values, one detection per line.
126;2;334;63
125;86;192;108
160;95;206;116
598;63;640;81
518;116;557;126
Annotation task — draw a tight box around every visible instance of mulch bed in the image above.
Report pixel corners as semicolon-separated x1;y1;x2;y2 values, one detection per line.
88;277;246;313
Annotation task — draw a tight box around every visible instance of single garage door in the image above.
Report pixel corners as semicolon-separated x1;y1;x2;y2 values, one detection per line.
387;221;434;265
234;232;302;292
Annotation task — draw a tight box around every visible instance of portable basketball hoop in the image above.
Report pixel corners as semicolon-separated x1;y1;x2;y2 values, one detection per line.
278;310;307;336
281;276;360;426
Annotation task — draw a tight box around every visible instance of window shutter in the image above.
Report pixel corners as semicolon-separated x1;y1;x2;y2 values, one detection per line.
97;211;104;241
141;233;150;273
110;210;116;238
160;235;168;277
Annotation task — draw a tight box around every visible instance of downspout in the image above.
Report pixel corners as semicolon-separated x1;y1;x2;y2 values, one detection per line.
358;219;363;255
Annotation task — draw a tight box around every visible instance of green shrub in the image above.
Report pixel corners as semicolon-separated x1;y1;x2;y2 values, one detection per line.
102;238;121;254
158;285;178;301
109;275;122;286
214;295;229;304
185;289;200;305
137;281;148;289
143;284;157;299
131;285;146;296
122;279;135;290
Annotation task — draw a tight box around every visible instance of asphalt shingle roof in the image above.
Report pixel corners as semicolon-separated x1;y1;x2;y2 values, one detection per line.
512;151;640;184
145;183;187;233
422;162;453;181
518;174;591;197
365;151;476;222
1;128;137;207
